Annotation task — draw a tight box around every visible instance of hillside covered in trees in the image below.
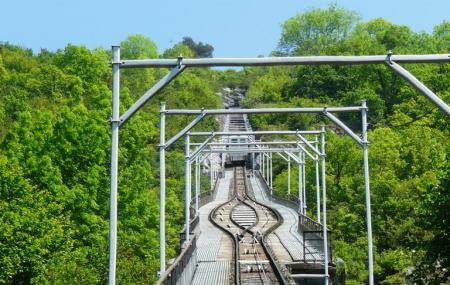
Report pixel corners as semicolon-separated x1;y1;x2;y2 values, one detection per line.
0;4;449;285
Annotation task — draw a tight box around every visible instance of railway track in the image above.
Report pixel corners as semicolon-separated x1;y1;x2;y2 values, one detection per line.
209;166;290;285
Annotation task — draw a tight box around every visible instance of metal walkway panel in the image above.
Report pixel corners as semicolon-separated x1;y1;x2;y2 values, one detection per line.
197;238;221;262
191;261;230;285
250;176;325;262
191;170;234;284
196;170;233;262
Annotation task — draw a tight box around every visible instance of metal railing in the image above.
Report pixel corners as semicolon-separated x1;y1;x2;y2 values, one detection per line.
156;235;197;285
299;214;332;263
255;171;332;263
161;174;221;285
190;174;220;216
179;215;199;247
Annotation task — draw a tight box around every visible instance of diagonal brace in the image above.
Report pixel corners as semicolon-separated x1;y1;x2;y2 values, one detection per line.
165;112;206;149
190;134;215;161
386;58;450;117
119;65;186;126
284;150;301;164
296;133;321;157
276;152;289;162
323;109;363;145
296;143;317;161
200;152;211;164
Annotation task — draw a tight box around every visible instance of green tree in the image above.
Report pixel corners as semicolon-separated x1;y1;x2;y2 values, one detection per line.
277;3;359;55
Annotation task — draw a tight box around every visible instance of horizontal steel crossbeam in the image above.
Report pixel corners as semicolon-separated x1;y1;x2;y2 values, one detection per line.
165;107;361;115
119;54;450;68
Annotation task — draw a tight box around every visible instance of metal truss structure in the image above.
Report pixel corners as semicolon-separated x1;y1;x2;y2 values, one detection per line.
159;103;365;285
110;46;450;285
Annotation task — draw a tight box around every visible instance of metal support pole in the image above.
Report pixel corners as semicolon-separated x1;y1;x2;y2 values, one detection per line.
190;158;193;217
321;125;329;285
213;156;216;184
266;154;270;185
262;152;265;179
158;102;166;274
211;157;215;188
213;156;217;181
270;153;273;195
361;100;374;285
185;133;191;243
210;151;213;191
386;58;450;117
119;65;186;126
165;113;206;149
190;130;321;136
166;106;361;115
252;153;255;173
259;153;262;174
195;156;200;214
302;152;307;215
315;154;321;223
298;155;302;214
120;54;450;68
287;156;291;197
109;45;120;285
213;157;217;182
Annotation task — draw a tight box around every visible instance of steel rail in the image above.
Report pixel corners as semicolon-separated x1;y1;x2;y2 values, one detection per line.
240;168;290;285
211;166;289;284
208;198;240;285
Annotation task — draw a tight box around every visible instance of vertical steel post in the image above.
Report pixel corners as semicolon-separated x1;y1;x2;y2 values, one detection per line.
259;153;262;174
361;100;374;285
302;151;306;215
321;125;329;285
195;156;200;214
270;152;273;196
315;154;321;223
159;102;166;274
262;152;265;179
266;154;270;184
252;153;255;173
210;151;213;191
214;157;217;181
185;133;191;243
214;157;216;182
109;45;120;285
298;155;302;214
287;156;291;197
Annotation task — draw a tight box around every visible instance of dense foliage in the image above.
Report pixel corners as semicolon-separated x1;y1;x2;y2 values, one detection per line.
242;4;450;285
0;36;220;284
0;4;448;284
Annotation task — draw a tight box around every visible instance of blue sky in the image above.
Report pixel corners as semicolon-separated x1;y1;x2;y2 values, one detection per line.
1;0;449;57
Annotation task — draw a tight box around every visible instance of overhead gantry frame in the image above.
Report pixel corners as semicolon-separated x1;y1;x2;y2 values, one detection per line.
190;135;321;215
158;102;368;285
110;47;450;285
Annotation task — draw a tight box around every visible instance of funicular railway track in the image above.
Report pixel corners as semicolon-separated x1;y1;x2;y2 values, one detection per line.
209;166;289;285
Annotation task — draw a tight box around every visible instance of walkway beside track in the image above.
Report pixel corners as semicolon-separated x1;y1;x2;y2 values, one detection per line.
191;169;233;285
249;174;323;263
